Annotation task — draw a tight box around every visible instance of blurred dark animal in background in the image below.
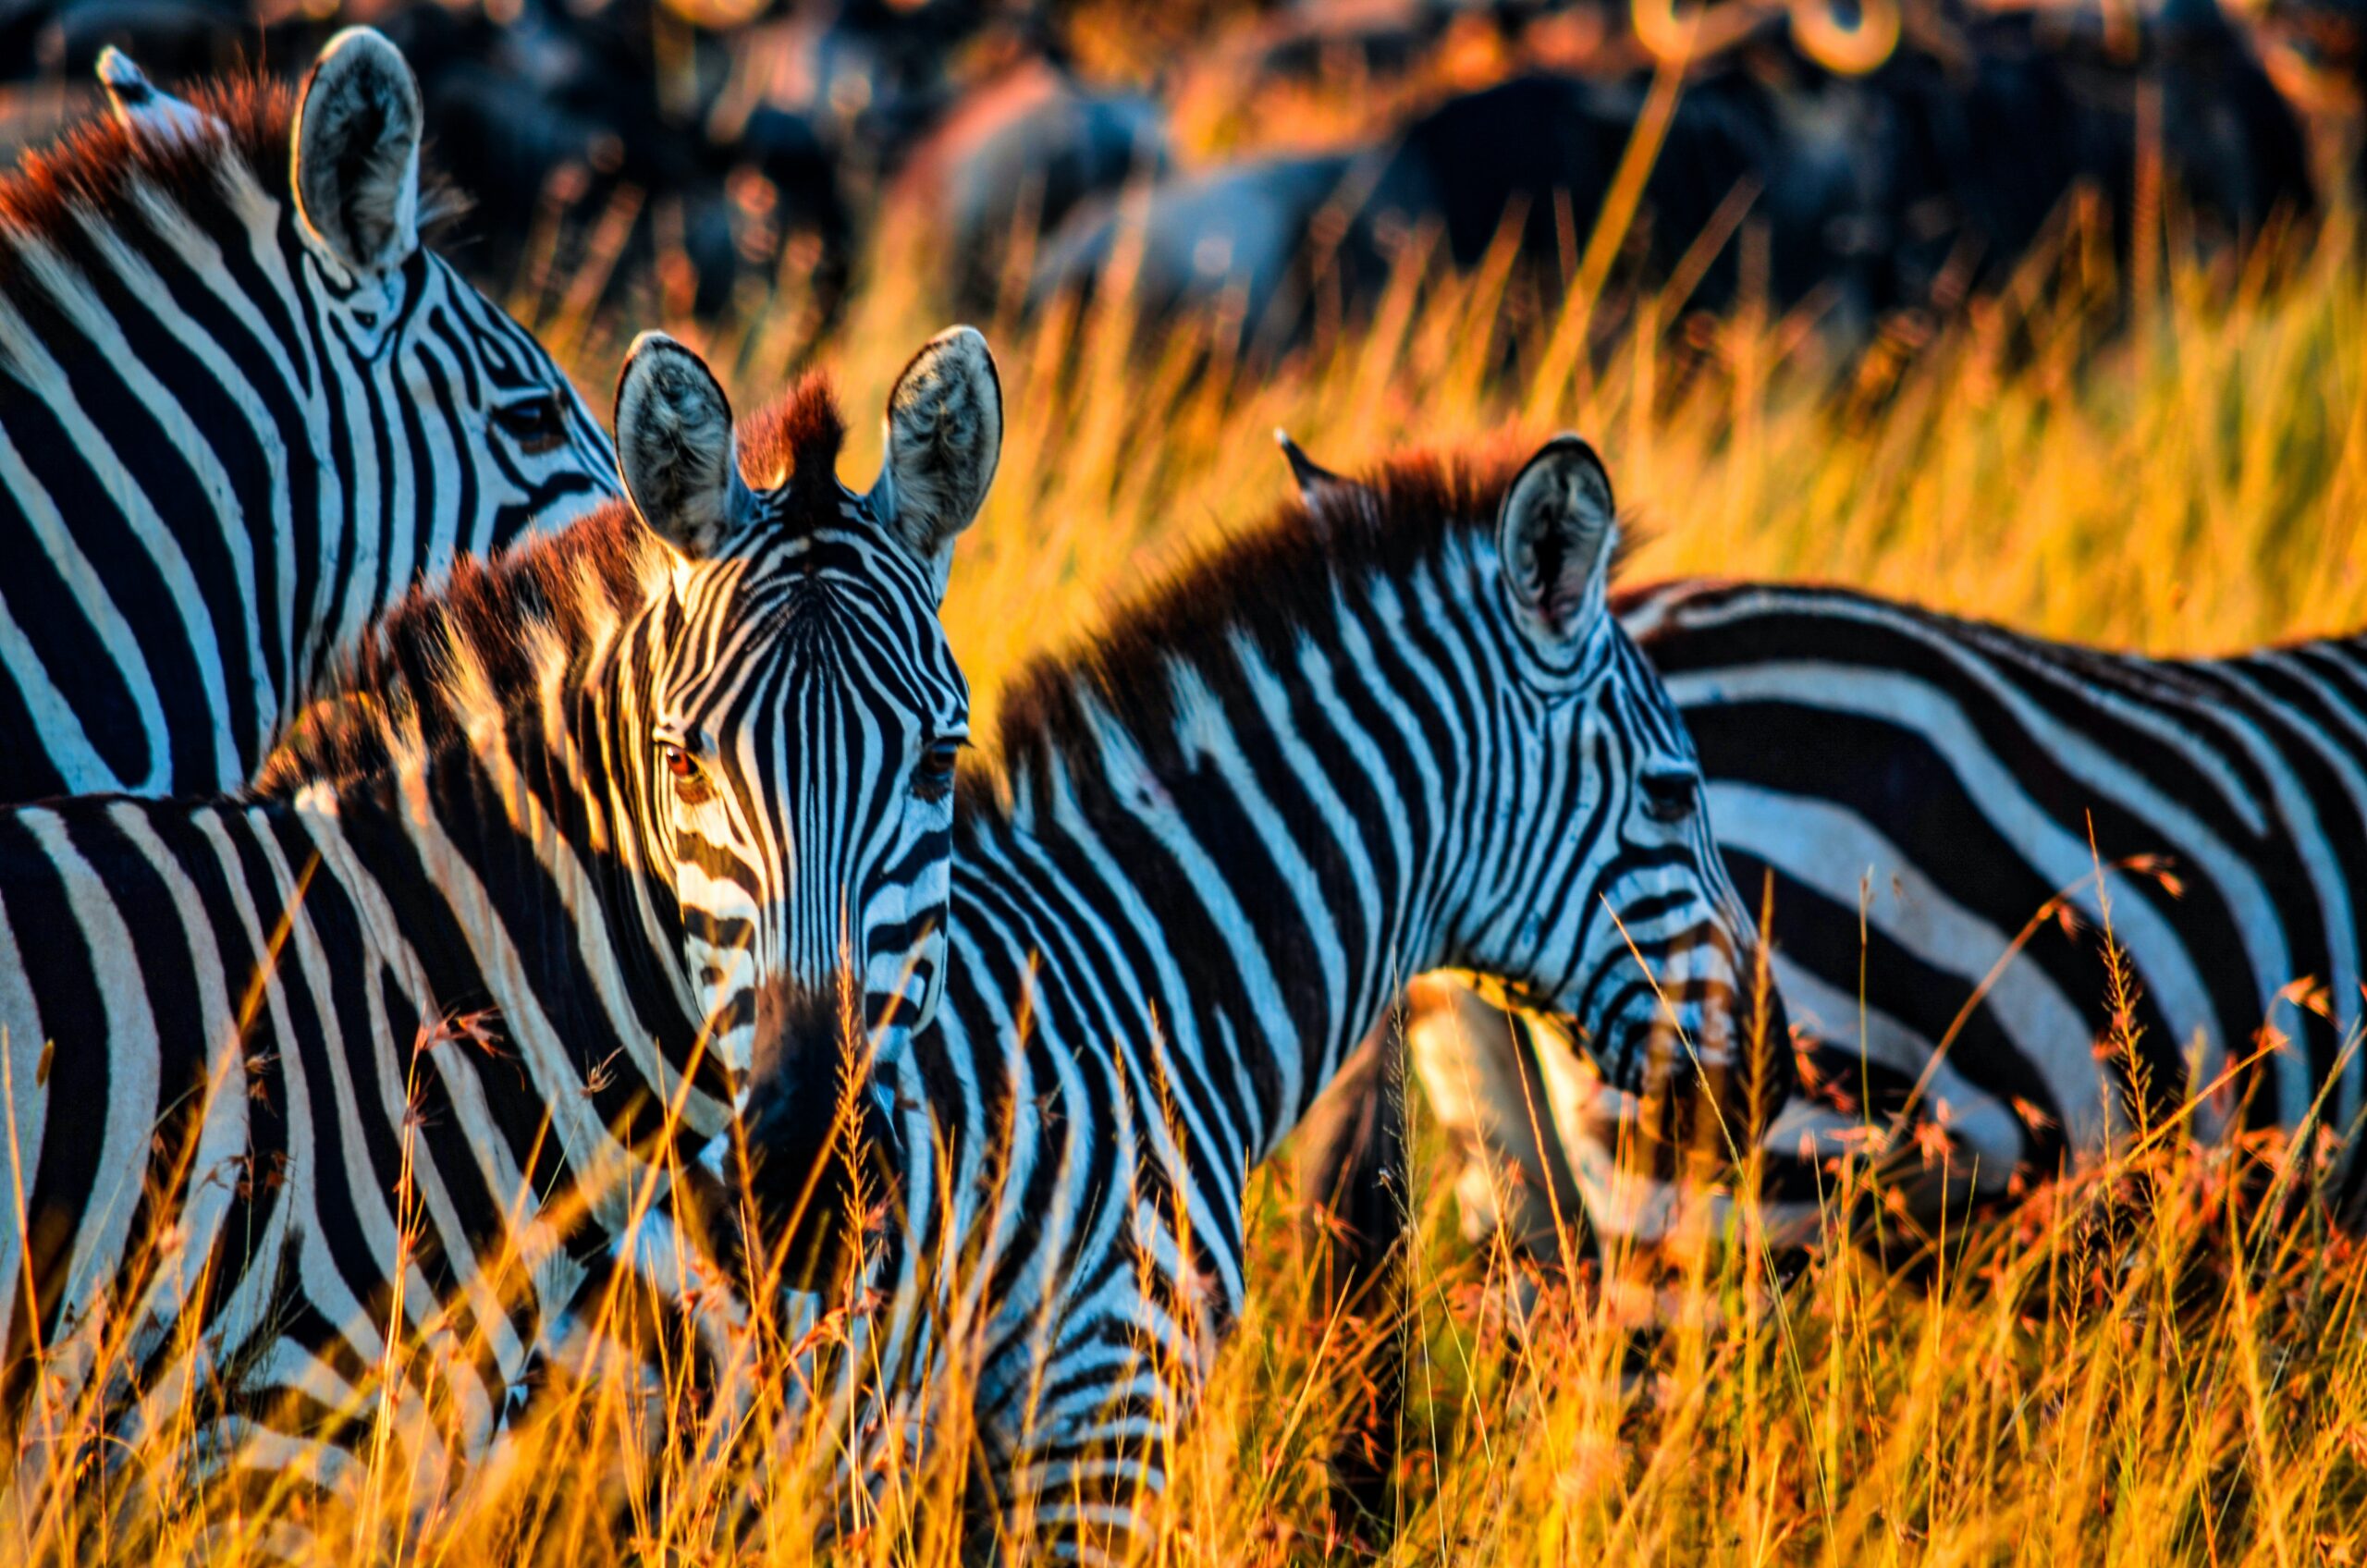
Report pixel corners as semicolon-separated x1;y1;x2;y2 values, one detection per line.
1026;150;1357;343
886;47;1168;314
1034;14;2316;355
0;0;2341;358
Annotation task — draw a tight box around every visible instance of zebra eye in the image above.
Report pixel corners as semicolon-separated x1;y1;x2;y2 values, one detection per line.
494;393;570;455
1641;770;1700;826
913;736;963;802
660;743;717;807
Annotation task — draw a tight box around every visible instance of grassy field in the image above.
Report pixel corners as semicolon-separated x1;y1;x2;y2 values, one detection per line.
16;192;2367;1563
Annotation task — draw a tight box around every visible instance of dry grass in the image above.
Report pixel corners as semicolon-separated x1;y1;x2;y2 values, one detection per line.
14;171;2367;1564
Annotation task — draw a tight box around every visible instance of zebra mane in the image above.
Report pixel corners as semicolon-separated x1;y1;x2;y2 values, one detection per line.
0;74;463;315
253;376;847;797
987;438;1620;800
251;502;659;797
734;370;847;506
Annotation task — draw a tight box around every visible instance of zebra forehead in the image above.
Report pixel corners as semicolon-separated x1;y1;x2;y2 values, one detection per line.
0;75;464;306
668;612;955;697
655;532;967;717
682;531;953;648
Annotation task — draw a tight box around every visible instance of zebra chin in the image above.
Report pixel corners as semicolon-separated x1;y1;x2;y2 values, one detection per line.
1579;937;1795;1175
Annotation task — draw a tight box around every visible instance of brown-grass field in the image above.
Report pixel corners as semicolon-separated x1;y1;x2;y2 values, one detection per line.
13;176;2367;1564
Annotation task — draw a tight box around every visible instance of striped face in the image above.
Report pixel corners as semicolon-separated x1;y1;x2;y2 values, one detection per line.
644;521;969;1083
276;31;617;618
325;251;616;570
1485;620;1782;1145
614;328;1000;1108
1457;438;1789;1161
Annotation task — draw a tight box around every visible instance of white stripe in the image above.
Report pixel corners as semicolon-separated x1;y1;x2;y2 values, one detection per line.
16;812;163;1343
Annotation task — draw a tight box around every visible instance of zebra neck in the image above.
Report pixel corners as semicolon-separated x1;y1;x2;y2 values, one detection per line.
982;639;1483;1165
276;250;436;711
0;154;466;790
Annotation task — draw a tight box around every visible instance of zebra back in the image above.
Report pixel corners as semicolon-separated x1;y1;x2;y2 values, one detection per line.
1633;577;2367;1213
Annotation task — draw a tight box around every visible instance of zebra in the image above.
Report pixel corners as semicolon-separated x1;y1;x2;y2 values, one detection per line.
0;30;618;805
1303;567;2367;1280
789;433;1791;1558
0;325;1002;1516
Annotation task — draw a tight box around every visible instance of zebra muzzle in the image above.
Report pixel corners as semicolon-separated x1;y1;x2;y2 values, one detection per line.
687;979;905;1292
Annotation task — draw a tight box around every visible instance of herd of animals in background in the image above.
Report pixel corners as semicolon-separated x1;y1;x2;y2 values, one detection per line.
2;0;2357;352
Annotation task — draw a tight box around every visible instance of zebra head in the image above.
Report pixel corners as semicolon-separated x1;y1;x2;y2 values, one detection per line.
1452;436;1792;1171
104;31;616;577
611;328;1000;1112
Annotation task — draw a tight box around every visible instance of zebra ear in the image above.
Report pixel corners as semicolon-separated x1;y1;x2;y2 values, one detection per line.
97;49;220;147
290;29;423;283
615;333;751;562
1275;429;1345;503
1498;435;1617;644
869;326;1001;601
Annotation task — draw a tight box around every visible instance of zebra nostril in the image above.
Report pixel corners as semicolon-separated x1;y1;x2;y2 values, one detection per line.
701;965;724;986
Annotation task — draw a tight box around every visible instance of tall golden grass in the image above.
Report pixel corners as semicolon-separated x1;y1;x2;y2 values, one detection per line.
13;176;2367;1563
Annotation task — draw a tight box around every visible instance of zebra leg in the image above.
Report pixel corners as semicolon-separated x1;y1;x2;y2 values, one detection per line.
1403;978;1592;1272
1296;979;1600;1541
1297;981;1592;1293
1301;977;1590;1284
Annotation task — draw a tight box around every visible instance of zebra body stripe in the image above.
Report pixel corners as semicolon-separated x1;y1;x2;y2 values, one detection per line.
1647;583;2365;1165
